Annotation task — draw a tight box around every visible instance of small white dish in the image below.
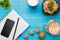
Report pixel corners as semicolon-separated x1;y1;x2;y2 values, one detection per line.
27;0;39;7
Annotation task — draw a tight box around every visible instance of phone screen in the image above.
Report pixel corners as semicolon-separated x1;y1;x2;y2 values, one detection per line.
1;19;15;38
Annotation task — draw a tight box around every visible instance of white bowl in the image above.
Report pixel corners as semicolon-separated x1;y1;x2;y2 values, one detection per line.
27;0;39;7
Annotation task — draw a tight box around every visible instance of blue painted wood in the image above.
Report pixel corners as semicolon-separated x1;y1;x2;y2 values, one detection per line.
0;0;60;40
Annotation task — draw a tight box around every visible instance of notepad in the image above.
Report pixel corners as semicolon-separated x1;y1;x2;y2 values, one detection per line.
0;9;29;40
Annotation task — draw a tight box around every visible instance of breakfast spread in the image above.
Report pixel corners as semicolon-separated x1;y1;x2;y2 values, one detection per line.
0;0;60;40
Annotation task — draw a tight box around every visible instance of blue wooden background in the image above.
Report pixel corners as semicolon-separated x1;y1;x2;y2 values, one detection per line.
0;0;60;40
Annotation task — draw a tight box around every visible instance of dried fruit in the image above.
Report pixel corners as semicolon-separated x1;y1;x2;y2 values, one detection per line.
39;32;45;39
36;28;40;33
24;34;28;39
29;30;34;35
